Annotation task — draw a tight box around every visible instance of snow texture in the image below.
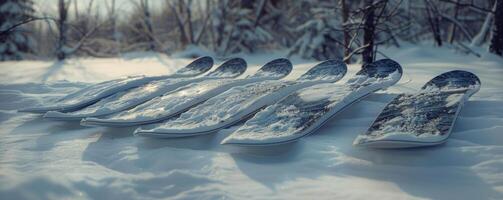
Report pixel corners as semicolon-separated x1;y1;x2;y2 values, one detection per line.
1;47;503;199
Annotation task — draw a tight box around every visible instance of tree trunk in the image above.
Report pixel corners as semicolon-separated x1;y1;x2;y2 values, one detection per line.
185;0;194;43
57;0;68;60
362;0;375;64
490;0;503;56
448;0;460;43
341;0;350;63
424;0;442;47
471;1;497;47
171;0;189;47
215;1;226;50
240;0;255;53
142;0;155;51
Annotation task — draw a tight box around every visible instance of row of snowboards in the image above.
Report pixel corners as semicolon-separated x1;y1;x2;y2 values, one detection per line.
20;56;480;148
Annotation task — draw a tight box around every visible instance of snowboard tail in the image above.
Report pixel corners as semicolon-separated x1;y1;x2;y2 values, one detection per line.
353;70;480;148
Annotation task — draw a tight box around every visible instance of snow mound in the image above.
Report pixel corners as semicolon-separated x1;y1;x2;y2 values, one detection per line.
1;46;503;199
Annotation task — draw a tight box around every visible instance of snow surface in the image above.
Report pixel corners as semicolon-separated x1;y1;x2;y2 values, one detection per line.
1;46;503;199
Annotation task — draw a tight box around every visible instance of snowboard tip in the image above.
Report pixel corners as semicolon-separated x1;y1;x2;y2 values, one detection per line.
251;58;293;79
175;56;215;76
358;59;403;79
298;59;347;82
206;57;247;78
421;70;481;92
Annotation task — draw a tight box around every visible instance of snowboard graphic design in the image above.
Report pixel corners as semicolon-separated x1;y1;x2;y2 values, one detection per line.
222;59;403;146
81;58;292;127
134;59;347;138
43;58;246;120
19;56;214;113
353;70;480;148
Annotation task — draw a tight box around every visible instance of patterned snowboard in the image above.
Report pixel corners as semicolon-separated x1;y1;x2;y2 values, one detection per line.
81;58;292;127
43;58;246;120
134;59;347;138
19;56;214;113
354;70;481;148
222;59;403;146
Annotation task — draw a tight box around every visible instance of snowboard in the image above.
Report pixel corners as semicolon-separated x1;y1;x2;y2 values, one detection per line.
81;58;292;127
353;70;480;148
19;56;214;113
134;59;347;138
43;58;247;120
222;59;403;146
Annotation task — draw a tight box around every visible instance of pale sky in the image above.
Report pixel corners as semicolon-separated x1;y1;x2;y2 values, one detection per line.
33;0;164;18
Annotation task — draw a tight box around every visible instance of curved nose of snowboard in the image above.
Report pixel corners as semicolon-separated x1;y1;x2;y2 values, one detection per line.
176;56;214;76
298;59;347;82
206;58;247;78
421;70;481;92
358;59;403;79
250;58;293;79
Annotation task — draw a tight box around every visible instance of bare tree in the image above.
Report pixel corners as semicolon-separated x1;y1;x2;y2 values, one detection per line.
490;0;503;56
362;0;376;64
340;0;350;63
471;1;497;47
447;0;460;43
141;0;155;50
56;0;69;60
11;0;502;59
424;0;443;47
168;0;208;48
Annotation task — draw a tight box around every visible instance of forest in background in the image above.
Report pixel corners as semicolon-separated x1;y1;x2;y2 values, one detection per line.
1;0;502;63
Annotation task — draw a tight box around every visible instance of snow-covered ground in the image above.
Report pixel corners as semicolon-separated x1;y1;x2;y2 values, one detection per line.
0;46;502;199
